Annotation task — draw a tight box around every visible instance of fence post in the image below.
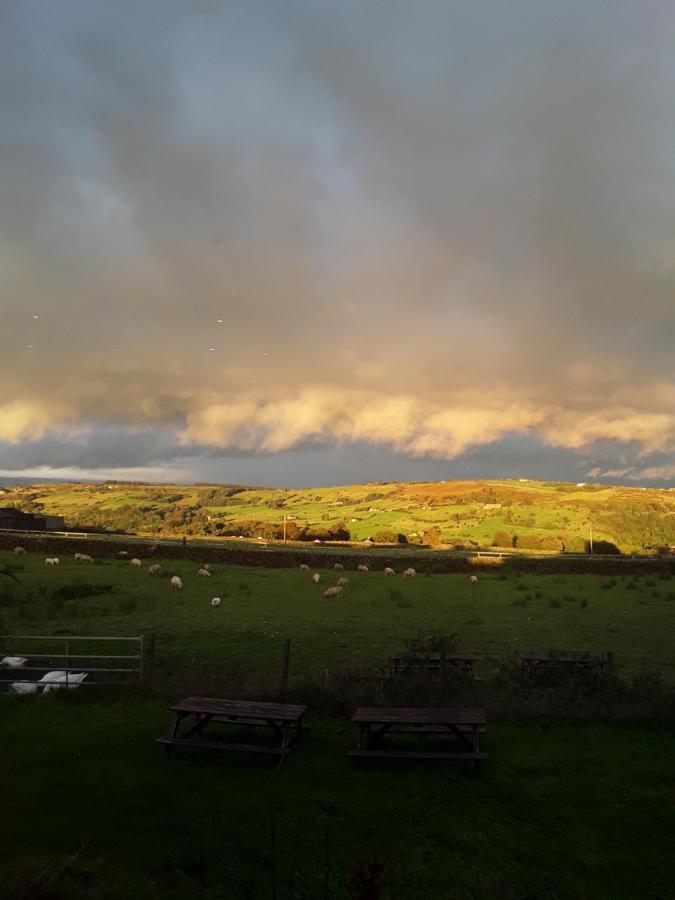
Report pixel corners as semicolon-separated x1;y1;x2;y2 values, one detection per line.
142;632;155;691
280;638;291;699
439;648;447;686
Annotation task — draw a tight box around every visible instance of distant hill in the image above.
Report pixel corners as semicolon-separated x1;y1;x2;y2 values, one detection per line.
0;478;673;553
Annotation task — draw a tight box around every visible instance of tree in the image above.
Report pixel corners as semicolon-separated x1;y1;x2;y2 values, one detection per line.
492;530;512;547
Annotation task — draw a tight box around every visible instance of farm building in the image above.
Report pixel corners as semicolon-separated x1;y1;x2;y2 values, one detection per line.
0;508;65;531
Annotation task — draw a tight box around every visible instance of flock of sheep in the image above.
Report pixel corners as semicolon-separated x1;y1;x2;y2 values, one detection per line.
13;545;480;608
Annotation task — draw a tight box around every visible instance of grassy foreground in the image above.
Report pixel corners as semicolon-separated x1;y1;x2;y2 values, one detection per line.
2;696;675;899
2;551;675;681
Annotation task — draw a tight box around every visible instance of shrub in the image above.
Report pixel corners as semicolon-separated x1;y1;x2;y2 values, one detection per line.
492;530;513;548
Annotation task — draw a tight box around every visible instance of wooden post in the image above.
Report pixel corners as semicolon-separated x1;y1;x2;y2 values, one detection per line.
142;632;155;691
280;638;291;698
439;648;447;695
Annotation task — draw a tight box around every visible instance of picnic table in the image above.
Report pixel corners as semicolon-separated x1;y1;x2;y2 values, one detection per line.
389;651;479;678
519;650;614;678
348;707;488;768
156;697;307;761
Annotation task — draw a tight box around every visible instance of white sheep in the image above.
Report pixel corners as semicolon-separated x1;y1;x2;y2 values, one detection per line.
384;567;395;576
357;564;369;573
45;558;56;567
323;585;343;599
334;563;344;570
403;567;416;578
1;656;27;668
118;551;128;557
42;672;88;693
197;568;211;577
312;573;321;584
170;575;183;590
299;564;310;572
337;576;349;587
13;546;26;555
11;682;39;694
74;553;93;562
210;597;222;607
469;575;478;584
130;558;142;567
52;557;59;566
148;564;161;575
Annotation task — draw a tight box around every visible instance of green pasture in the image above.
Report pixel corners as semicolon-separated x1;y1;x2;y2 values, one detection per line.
2;550;675;681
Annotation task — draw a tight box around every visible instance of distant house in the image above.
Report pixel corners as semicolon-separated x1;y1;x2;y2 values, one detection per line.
0;508;65;531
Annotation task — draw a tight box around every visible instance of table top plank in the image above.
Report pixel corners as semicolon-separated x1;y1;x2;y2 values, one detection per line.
171;697;307;721
352;707;486;725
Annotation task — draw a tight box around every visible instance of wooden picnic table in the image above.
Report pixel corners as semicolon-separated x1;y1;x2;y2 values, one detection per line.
519;650;613;678
156;697;307;761
389;652;479;678
348;707;488;768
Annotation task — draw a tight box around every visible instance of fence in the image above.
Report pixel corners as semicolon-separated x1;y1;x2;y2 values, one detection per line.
0;633;154;693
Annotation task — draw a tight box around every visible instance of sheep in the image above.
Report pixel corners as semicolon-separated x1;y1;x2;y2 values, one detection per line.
211;597;222;607
299;564;310;572
45;558;56;567
74;553;93;562
170;575;183;590
357;564;369;573
334;563;344;571
130;558;142;567
312;573;321;584
384;567;395;576
337;576;349;587
403;567;416;578
203;563;211;570
13;546;26;555
11;682;39;694
118;551;128;557
197;568;211;577
42;672;88;693
1;656;27;668
323;585;343;599
469;575;478;584
52;557;59;566
148;564;161;575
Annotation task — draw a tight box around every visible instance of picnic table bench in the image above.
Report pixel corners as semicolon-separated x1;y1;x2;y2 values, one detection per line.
519;650;614;678
348;707;488;769
156;697;307;762
389;652;479;678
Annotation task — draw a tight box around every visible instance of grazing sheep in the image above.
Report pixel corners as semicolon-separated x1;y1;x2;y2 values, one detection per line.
118;551;128;557
198;568;211;577
170;575;183;590
1;656;27;668
357;564;369;573
11;682;39;694
75;553;93;562
323;585;343;599
403;568;416;578
52;557;59;566
211;597;222;607
42;672;88;693
299;564;310;572
312;573;321;584
45;558;56;567
334;563;344;571
130;558;142;567
469;575;478;584
384;567;395;576
337;576;349;586
13;546;26;555
148;564;161;575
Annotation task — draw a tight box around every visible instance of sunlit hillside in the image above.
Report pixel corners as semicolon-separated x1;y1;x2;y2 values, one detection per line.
1;479;673;554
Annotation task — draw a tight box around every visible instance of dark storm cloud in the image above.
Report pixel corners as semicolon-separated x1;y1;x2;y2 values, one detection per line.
0;1;673;481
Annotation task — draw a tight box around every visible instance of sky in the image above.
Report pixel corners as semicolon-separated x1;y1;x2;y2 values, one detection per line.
1;1;674;488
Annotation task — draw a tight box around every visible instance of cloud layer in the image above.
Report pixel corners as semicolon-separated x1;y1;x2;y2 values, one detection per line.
1;1;674;482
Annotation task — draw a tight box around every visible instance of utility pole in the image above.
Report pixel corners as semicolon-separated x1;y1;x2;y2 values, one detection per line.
283;515;287;544
589;519;593;555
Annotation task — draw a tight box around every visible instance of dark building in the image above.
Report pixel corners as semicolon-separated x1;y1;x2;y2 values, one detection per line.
0;507;65;531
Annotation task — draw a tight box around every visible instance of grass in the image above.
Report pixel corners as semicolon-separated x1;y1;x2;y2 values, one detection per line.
2;551;675;682
1;696;674;899
2;550;675;896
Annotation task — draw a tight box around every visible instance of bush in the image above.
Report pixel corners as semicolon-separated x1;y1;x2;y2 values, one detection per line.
492;530;512;548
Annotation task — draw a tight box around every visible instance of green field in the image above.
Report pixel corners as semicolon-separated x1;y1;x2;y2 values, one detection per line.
2;550;675;680
2;550;675;898
2;477;674;553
